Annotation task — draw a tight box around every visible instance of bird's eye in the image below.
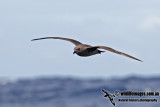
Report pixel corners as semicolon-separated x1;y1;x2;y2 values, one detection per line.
77;48;80;50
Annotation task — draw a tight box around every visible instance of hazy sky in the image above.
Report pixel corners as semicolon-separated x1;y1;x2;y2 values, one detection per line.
0;0;160;79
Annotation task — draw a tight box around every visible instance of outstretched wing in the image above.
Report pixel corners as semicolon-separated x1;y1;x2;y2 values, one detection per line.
31;37;82;46
95;46;142;62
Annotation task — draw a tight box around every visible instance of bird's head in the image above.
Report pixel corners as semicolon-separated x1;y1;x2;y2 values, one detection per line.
73;46;82;54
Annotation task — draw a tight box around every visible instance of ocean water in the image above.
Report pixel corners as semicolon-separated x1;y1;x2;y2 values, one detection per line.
0;76;159;107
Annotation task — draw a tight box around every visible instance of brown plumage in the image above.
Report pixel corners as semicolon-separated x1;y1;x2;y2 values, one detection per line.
31;37;142;62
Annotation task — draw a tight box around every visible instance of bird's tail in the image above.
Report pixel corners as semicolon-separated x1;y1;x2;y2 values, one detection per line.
98;50;105;54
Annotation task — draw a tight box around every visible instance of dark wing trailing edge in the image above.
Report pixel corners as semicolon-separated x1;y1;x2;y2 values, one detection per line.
31;37;82;46
95;46;142;62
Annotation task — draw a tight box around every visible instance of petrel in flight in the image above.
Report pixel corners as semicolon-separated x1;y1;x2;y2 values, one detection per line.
31;37;142;62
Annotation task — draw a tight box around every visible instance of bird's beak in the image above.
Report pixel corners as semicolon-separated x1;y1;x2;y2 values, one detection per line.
73;51;76;54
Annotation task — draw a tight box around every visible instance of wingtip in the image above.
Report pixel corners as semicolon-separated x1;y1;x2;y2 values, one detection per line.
31;38;40;41
31;37;51;41
137;59;143;62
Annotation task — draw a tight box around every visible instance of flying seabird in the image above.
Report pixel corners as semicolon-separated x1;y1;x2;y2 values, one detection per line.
31;37;142;62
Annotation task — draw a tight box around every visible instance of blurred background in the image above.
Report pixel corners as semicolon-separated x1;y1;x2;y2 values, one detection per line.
0;0;160;107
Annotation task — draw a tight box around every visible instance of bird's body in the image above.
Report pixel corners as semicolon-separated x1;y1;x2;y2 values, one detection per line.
73;44;104;56
31;37;142;62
